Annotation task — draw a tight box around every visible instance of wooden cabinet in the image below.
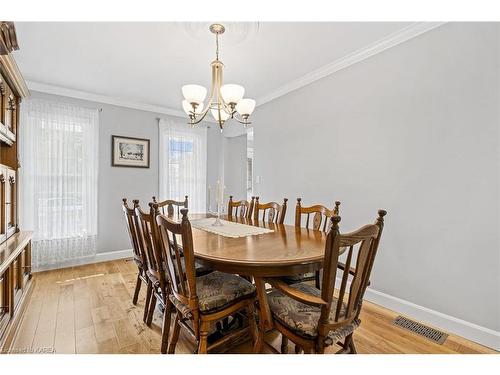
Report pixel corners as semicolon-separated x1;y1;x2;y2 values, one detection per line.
0;20;26;245
0;22;31;352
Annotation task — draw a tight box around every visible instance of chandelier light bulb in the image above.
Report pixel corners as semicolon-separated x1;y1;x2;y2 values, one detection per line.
235;98;256;116
182;84;207;104
220;84;245;104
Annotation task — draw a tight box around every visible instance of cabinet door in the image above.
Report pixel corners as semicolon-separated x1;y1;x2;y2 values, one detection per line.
4;173;10;239
23;243;31;280
0;271;6;318
6;169;15;236
2;84;13;131
0;270;8;336
12;256;22;308
0;74;5;125
0;167;6;243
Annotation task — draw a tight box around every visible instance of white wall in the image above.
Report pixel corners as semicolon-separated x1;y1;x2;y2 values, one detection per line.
252;22;500;335
206;124;223;211
224;134;248;202
25;91;222;255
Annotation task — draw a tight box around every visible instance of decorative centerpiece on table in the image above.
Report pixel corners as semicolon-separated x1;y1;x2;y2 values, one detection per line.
207;180;225;226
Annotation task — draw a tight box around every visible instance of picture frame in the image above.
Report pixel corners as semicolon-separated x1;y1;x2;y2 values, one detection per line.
111;135;150;168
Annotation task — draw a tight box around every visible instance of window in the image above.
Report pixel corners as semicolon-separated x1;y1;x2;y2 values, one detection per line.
19;98;99;270
159;118;207;213
247;129;254;200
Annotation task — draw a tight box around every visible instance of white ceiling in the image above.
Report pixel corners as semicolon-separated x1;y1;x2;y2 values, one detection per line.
13;22;414;111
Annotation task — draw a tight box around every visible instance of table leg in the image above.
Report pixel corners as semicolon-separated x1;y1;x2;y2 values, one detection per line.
253;277;272;353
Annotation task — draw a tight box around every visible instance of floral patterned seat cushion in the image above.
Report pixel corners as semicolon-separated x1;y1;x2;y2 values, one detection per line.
170;271;256;316
268;282;360;343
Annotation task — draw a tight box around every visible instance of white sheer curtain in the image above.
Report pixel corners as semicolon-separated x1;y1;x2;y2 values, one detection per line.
158;118;207;213
19;98;99;270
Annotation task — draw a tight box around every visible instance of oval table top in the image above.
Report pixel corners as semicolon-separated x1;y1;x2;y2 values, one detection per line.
189;214;327;277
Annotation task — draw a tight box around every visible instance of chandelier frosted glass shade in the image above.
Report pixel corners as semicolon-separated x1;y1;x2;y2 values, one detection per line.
182;84;207;104
182;100;204;115
220;84;245;104
211;108;230;122
236;99;256;116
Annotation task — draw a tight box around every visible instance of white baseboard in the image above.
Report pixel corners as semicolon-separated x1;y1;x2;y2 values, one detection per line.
33;248;134;273
362;285;500;351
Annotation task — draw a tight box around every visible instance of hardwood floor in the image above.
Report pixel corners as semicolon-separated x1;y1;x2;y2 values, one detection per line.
8;259;497;354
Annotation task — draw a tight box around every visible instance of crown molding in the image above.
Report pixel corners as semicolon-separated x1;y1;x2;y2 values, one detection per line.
27;22;446;116
0;54;29;98
256;22;446;106
26;80;186;118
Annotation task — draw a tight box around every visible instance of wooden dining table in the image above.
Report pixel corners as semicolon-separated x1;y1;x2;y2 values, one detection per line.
189;213;328;353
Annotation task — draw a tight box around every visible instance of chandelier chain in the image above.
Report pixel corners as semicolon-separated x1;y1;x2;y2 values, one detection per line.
215;32;219;60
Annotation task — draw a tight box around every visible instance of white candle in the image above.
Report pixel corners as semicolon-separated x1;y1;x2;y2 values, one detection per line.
216;180;221;206
220;184;225;208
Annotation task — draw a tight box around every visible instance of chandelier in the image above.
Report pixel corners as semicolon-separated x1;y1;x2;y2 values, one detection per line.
181;24;256;130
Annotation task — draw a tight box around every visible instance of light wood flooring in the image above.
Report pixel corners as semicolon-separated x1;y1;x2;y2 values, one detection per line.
8;259;497;354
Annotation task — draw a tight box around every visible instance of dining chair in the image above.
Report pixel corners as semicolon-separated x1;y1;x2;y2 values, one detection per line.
134;202;169;329
121;199;149;307
137;202;214;353
295;198;340;232
228;196;255;219
265;209;387;354
253;197;288;224
281;198;341;288
156;209;258;354
152;195;188;217
150;199;213;282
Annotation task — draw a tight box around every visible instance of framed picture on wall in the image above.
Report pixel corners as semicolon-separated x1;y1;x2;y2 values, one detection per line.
111;135;150;168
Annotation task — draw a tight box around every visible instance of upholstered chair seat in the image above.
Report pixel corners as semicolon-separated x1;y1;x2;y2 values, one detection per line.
268;282;360;344
170;271;256;317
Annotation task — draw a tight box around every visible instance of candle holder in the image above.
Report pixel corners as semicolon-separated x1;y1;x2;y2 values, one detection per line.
208;181;225;226
208;203;224;226
212;205;224;227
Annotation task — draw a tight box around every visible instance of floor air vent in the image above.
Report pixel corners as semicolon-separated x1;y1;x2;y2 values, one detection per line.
393;316;448;344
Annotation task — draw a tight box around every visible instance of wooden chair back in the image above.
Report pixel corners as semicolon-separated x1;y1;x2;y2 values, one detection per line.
295;198;341;232
135;202;168;293
152;195;188;218
228;196;255;219
156;209;199;327
318;210;386;337
121;198;144;265
253;197;288;223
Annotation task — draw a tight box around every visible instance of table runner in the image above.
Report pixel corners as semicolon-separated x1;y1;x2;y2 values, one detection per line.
190;218;274;238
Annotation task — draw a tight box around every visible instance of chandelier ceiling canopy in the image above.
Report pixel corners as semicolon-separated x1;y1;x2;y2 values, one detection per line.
181;23;256;130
